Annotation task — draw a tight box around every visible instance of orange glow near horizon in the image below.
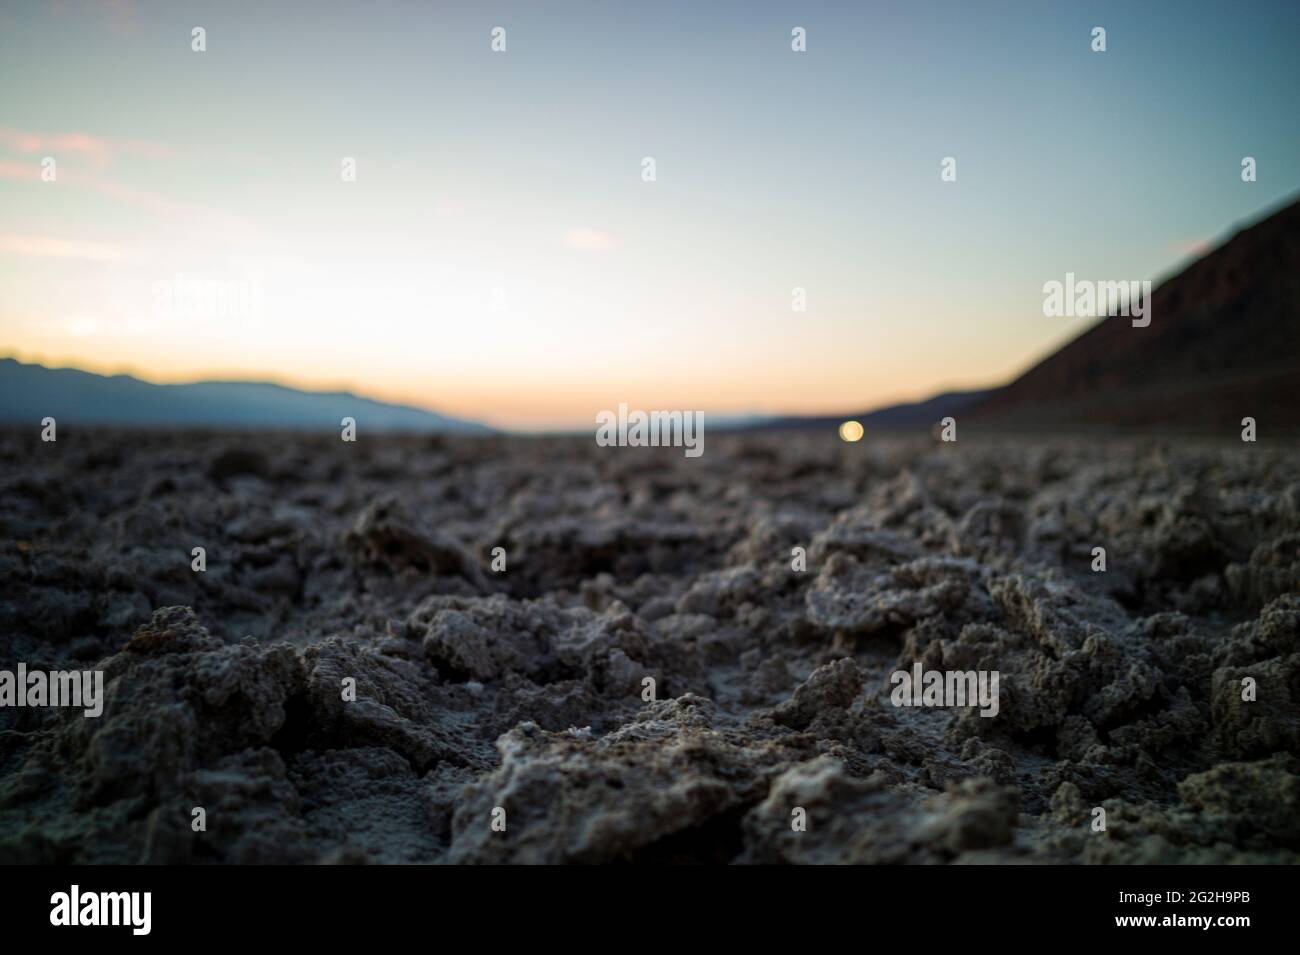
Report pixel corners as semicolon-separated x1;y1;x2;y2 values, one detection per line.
4;341;1011;431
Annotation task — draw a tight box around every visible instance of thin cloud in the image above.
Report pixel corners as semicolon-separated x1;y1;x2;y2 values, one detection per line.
92;178;246;230
0;152;247;235
0;160;40;181
49;0;139;36
0;233;124;262
1168;237;1214;259
563;227;618;251
0;126;173;168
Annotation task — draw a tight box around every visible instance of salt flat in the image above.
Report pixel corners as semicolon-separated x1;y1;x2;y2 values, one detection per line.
1;428;1295;863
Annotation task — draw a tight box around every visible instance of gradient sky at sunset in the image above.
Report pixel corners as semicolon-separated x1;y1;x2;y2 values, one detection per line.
2;0;1299;429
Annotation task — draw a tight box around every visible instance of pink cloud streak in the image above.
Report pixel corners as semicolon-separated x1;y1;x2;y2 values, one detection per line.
0;126;173;168
0;233;124;262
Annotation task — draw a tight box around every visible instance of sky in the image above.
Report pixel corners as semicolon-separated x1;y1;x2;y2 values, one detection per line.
2;0;1298;430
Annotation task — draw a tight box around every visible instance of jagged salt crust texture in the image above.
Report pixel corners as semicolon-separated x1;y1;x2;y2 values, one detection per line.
1;431;1297;863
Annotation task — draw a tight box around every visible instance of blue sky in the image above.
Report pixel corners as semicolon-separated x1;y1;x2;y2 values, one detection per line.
2;0;1297;428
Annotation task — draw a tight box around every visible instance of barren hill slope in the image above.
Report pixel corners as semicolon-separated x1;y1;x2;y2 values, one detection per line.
971;198;1300;432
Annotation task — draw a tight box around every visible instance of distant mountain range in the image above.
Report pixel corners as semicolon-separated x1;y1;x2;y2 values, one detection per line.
0;359;492;433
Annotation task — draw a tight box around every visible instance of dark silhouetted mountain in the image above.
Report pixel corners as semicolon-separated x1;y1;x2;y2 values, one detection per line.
751;199;1298;436
747;389;995;432
969;197;1300;432
0;358;492;433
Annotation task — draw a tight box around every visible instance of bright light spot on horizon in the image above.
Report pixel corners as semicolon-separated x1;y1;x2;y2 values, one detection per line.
839;420;864;442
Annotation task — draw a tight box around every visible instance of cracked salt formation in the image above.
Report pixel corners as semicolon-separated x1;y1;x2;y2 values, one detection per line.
0;429;1296;863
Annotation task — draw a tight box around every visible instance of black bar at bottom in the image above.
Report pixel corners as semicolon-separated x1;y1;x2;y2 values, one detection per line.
1;864;1288;942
